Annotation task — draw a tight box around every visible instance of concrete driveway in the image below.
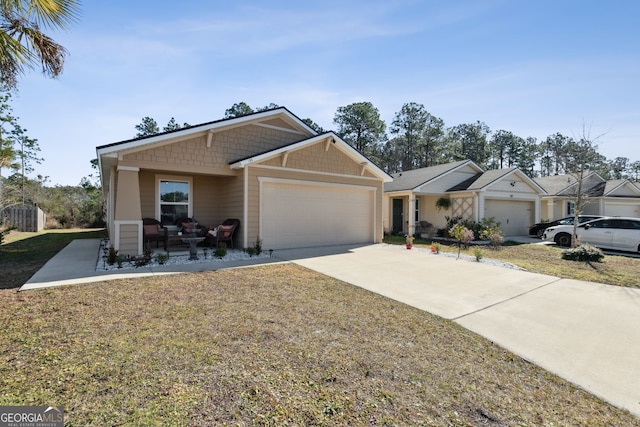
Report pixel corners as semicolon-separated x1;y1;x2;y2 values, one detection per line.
277;244;640;417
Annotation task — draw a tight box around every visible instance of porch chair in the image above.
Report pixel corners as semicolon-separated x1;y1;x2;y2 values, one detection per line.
142;218;168;250
206;218;240;248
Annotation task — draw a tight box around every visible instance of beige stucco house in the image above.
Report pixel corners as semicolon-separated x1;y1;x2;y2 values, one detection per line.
383;160;546;236
534;172;640;220
97;108;391;256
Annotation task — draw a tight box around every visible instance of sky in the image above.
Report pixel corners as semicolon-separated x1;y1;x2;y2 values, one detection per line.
9;0;640;186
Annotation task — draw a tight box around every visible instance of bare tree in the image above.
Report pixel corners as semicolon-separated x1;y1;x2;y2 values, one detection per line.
564;124;606;247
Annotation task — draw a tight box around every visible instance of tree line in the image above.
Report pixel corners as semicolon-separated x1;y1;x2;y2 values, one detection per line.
209;101;640;180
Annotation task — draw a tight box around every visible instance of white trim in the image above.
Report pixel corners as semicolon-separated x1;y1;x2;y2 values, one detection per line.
250;163;383;182
258;178;377;246
96;108;316;157
255;122;307;135
257;176;378;191
229;132;392;182
155;174;193;222
410;160;483;192
117;165;140;172
243;166;249;249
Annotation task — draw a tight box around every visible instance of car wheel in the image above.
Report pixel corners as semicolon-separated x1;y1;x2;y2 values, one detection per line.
554;233;571;247
536;228;545;238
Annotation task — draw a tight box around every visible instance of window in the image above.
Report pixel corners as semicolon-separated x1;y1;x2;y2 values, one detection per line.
158;178;191;225
414;199;420;222
567;201;575;215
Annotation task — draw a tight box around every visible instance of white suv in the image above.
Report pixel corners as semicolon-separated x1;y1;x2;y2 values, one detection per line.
543;217;640;253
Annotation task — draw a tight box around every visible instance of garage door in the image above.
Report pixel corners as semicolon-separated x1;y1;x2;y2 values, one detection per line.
484;199;534;236
261;181;374;249
604;202;640;217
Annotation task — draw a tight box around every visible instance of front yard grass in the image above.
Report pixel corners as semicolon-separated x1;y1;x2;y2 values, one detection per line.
0;229;105;290
385;235;640;288
1;264;638;426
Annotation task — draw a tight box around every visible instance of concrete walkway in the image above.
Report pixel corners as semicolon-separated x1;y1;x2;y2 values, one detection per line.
20;239;640;417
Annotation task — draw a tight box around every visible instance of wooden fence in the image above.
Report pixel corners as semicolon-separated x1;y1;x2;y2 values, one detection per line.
2;205;46;232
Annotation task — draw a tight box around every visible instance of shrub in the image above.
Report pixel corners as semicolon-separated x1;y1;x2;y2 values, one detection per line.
214;242;227;259
246;247;257;257
107;246;118;265
450;224;474;259
561;244;604;263
480;218;504;249
155;253;169;265
472;247;484;262
253;236;263;255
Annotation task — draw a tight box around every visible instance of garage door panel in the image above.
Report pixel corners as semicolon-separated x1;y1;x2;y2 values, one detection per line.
605;203;640;217
262;182;373;249
484;200;534;236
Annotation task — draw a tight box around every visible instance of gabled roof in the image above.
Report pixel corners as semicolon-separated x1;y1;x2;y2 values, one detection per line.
96;107;315;154
96;107;320;185
533;172;604;196
384;160;480;192
603;179;640;197
448;168;546;193
229;132;392;182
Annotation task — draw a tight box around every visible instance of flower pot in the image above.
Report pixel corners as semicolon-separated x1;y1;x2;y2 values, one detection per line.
406;244;412;250
430;246;437;253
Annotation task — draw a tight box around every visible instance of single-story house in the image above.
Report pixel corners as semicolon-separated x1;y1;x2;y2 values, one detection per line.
534;172;640;220
97;107;392;256
383;160;547;236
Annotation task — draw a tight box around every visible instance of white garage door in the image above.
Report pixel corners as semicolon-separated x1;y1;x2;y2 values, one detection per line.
484;199;534;236
261;181;374;249
605;202;640;217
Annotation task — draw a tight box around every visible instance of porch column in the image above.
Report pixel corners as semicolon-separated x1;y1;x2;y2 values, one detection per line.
113;166;143;255
408;194;416;236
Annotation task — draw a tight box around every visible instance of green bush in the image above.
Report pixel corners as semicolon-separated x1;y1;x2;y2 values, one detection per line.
214;242;227;259
253;236;263;255
472;247;484;261
561;244;604;263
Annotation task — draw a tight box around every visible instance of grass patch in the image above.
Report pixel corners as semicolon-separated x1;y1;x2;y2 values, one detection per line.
0;229;105;290
385;236;640;288
1;264;638;425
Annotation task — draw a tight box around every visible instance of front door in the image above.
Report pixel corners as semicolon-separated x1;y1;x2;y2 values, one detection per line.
392;199;403;233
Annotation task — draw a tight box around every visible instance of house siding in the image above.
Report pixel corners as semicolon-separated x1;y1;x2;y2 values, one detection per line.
609;184;639;197
119;223;139;255
261;142;371;177
121;124;305;175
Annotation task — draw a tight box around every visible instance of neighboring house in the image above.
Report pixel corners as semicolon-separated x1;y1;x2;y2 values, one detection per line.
97;108;391;256
383;160;546;236
534;172;640;220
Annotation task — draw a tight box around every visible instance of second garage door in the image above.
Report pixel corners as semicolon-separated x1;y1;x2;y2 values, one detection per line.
261;181;374;249
484;199;534;236
604;202;640;217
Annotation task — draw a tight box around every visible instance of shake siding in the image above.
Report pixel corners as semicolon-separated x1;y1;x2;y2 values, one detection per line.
121;125;305;173
260;142;375;176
